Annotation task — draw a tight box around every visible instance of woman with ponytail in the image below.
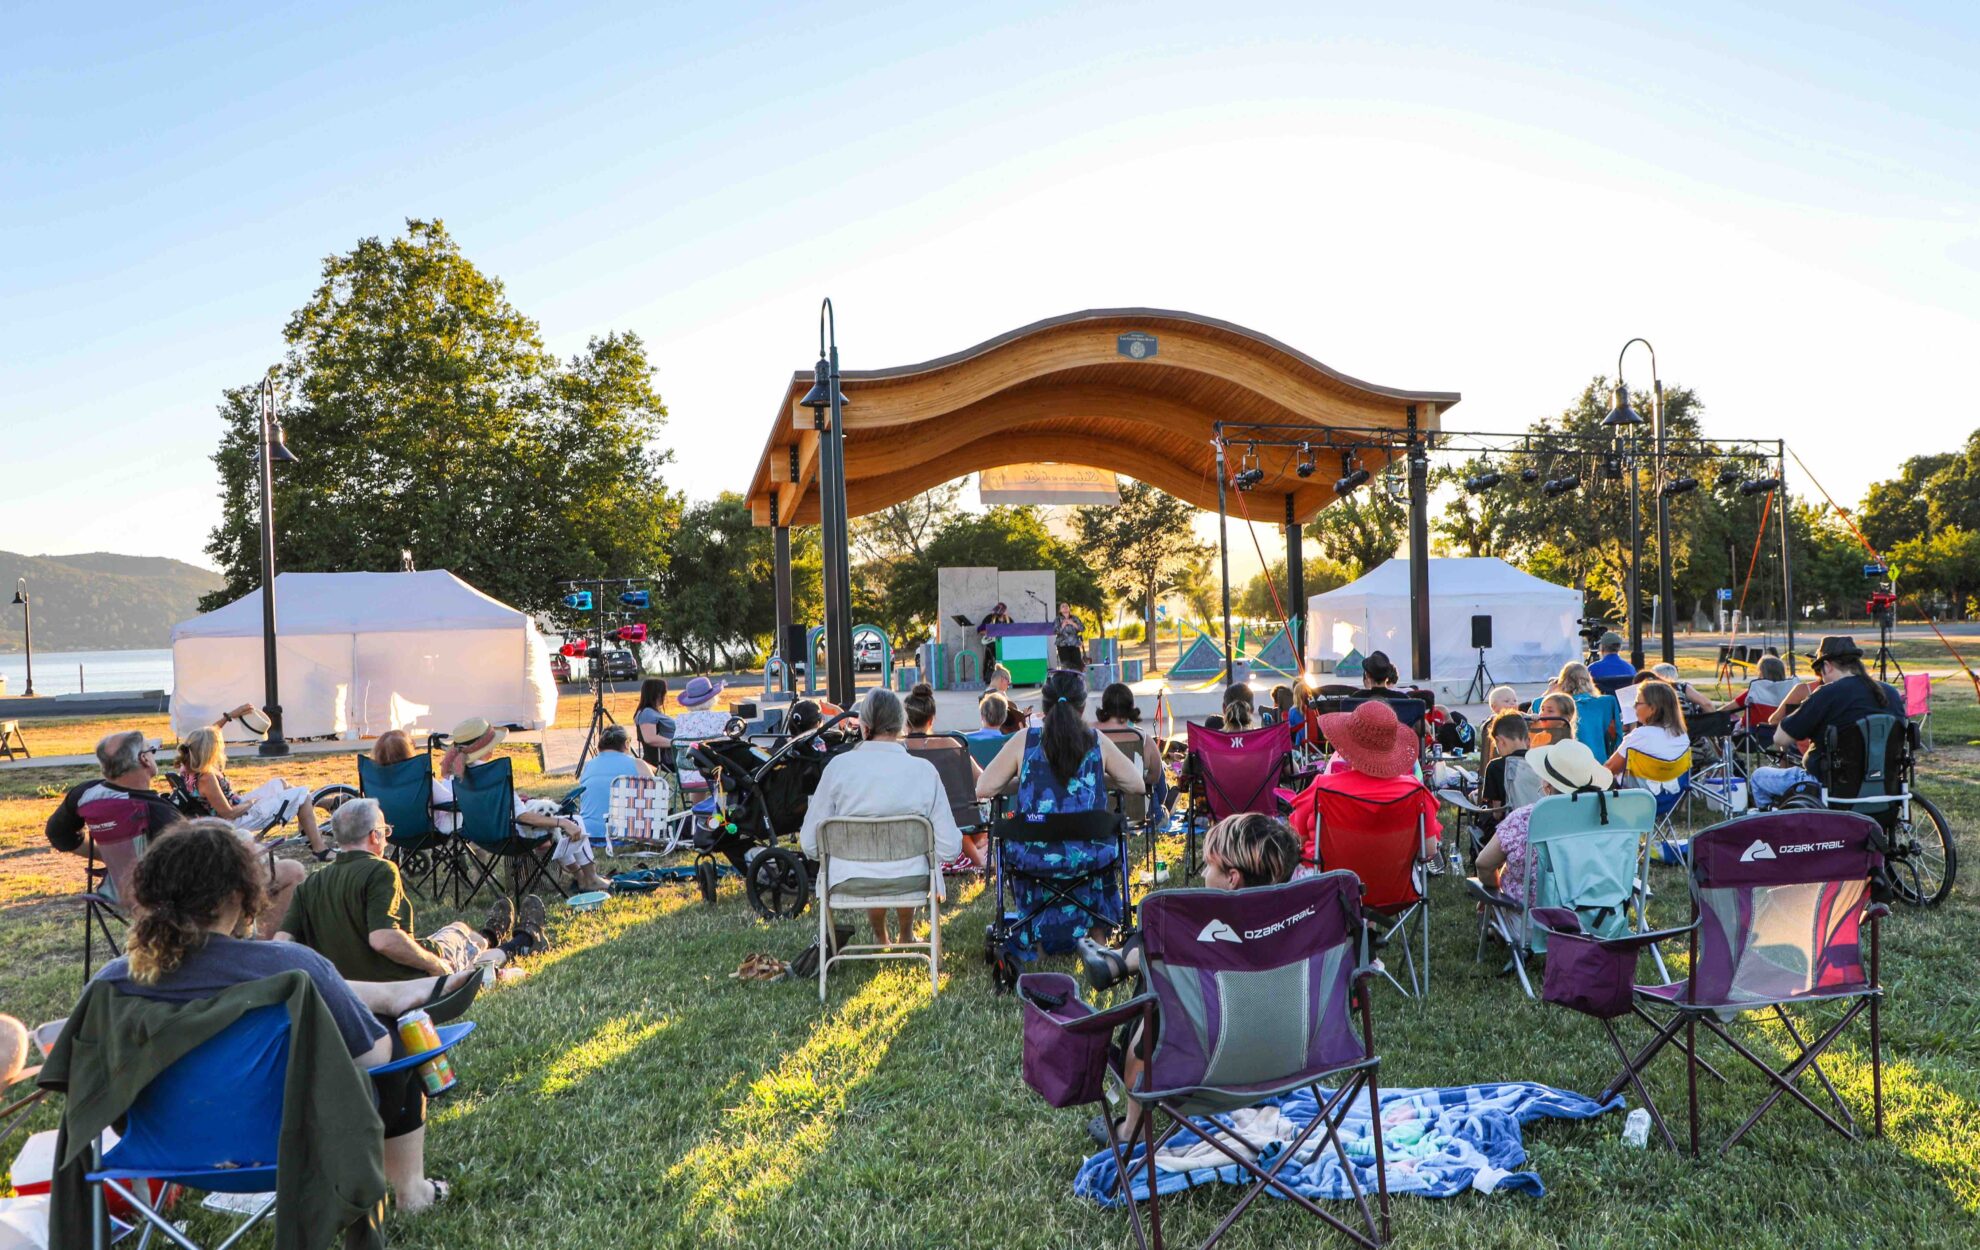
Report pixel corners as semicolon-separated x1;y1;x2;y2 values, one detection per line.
975;669;1143;951
94;819;477;1213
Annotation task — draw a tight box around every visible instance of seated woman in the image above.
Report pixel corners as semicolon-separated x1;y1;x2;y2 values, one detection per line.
1085;812;1301;1148
968;693;1012;743
1527;691;1579;747
93;819;477;1213
1294;698;1443;862
1536;661;1621;759
1475;738;1612;925
633;678;675;770
1095;682;1167;822
176;721;328;857
1266;684;1296;731
904;683;987;871
799;689;964;947
433;720;612;893
1220;697;1256;732
1359;650;1404;696
574;725;655;843
976;670;1143;952
1609;678;1690;783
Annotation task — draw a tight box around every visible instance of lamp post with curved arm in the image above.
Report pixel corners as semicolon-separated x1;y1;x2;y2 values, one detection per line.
1605;338;1670;668
799;299;855;706
257;376;299;756
10;580;32;697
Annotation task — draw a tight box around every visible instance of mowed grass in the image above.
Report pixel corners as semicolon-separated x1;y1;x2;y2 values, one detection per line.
1;648;1978;1246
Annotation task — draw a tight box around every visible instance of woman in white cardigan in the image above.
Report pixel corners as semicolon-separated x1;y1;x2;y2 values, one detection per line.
800;689;964;947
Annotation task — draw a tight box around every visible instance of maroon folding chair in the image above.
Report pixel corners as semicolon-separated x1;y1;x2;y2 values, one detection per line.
1534;808;1888;1155
1180;720;1291;876
1018;871;1389;1248
74;792;156;982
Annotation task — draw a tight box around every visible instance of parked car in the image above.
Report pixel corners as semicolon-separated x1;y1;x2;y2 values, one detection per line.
854;636;884;672
600;648;641;681
550;648;641;683
550;653;572;683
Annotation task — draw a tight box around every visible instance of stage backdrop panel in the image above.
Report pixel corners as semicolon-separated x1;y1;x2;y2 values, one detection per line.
171;570;559;740
1307;557;1579;685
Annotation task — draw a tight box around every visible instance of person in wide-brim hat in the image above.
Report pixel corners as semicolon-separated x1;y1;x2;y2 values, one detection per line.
1799;635;1865;667
678;675;727;708
1316;698;1418;780
443;716;508;775
1524;737;1614;795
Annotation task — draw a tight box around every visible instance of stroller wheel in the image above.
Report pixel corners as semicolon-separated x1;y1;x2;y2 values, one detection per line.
695;857;720;904
744;847;811;920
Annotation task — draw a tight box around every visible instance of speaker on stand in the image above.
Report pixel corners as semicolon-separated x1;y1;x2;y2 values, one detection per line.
1463;614;1496;704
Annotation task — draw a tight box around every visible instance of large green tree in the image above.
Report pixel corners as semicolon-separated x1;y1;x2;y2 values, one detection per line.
1071;481;1210;668
652;494;822;671
1238;555;1352;621
1304;477;1406;575
203;219;679;615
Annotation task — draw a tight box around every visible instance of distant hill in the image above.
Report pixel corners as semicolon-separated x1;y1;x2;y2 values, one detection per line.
0;551;225;652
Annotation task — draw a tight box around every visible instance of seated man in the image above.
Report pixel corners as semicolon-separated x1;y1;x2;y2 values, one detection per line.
1751;636;1904;808
44;730;184;862
574;725;654;843
1587;632;1636;683
277;799;545;982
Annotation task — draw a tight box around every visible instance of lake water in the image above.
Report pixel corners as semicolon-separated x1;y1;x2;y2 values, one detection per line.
0;648;176;696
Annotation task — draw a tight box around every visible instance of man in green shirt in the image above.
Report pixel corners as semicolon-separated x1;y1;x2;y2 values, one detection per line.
277;798;544;982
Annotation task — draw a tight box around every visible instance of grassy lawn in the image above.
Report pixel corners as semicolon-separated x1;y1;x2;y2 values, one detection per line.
3;646;1979;1246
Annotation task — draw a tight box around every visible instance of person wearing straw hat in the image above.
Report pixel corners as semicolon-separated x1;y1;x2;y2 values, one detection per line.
1290;698;1443;864
436;717;612;893
1474;737;1612;921
671;675;733;744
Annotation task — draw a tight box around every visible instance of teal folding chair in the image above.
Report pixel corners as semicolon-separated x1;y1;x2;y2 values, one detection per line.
453;756;567;904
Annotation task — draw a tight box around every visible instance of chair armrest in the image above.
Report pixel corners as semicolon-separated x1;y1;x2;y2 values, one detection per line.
368;1021;477;1077
1864;902;1892;922
1463;877;1518;910
1436;788;1489;814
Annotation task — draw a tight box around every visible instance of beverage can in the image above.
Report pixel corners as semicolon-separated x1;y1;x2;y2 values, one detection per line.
396;1008;456;1095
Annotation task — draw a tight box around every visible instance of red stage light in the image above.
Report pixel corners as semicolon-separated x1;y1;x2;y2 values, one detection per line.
615;624;648;643
559;640;590;657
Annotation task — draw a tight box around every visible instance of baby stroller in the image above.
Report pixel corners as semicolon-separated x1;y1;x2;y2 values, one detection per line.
686;711;861;919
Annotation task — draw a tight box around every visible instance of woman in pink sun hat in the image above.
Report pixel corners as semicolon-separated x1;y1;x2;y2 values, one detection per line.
1289;698;1443;864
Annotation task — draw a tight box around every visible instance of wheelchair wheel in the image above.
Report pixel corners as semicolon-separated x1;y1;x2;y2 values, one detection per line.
311;783;362;815
695;857;721;904
744;847;811;920
1892;796;1955;908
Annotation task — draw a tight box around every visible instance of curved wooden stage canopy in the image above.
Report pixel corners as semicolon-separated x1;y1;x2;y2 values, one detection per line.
744;308;1461;528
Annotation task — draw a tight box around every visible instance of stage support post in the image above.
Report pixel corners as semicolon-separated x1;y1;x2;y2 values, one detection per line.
1778;440;1796;677
772;510;793;671
1653;377;1676;665
1285;492;1304;671
1215;429;1235;686
1406;406;1432;684
1626;424;1645;672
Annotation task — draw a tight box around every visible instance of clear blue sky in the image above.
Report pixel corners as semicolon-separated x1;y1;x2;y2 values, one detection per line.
5;1;1976;568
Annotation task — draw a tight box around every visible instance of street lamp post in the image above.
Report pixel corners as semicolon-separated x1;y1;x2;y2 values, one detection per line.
10;580;32;697
257;377;299;756
1612;339;1674;665
800;300;855;707
1602;381;1648;670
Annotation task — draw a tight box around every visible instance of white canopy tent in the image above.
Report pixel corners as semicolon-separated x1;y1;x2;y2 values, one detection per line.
1307;557;1581;685
171;571;559;740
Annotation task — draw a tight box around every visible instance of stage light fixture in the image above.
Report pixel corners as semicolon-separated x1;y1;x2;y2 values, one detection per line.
1660;477;1699;498
562;591;594;611
1295;442;1317;478
1601;454;1623;480
614;623;649;643
1463;471;1504;494
1542;475;1583;498
1519;467;1541;484
1716;466;1744;488
1334;451;1370;494
1232;467;1265;491
619;589;650;609
1739;477;1782;497
559;639;590;657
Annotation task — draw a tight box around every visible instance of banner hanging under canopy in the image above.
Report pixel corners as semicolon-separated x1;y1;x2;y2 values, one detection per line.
977;463;1121;506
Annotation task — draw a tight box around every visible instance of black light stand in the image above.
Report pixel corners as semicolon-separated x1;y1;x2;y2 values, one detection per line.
562;577;648;773
1463;647;1495;704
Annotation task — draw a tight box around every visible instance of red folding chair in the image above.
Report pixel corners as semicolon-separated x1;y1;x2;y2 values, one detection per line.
1298;782;1436;999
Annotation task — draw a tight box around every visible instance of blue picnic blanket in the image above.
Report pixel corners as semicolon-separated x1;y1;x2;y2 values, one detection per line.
1074;1081;1620;1205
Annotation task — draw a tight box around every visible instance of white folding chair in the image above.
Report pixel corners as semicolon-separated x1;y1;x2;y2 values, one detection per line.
604;774;694;856
814;815;942;1003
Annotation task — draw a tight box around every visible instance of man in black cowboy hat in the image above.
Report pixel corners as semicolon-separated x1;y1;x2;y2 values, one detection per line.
1750;635;1903;808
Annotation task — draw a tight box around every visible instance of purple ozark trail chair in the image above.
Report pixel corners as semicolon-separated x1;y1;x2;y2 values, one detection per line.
1534;808;1889;1156
1018;871;1389;1249
1180;720;1292;877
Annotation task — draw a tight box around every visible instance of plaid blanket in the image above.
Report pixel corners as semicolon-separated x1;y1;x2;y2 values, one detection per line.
1075;1081;1620;1205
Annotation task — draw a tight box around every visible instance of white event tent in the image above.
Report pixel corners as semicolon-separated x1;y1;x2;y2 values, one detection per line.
1307;557;1581;684
171;571;559;740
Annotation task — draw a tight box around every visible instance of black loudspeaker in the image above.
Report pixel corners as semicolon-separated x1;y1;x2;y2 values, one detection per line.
781;623;807;669
1471;614;1493;649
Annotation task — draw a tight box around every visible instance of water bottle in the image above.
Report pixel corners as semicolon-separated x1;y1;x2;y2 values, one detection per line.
1622;1107;1651;1148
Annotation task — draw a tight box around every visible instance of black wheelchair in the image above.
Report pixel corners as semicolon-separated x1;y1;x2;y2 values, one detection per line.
1812;713;1954;907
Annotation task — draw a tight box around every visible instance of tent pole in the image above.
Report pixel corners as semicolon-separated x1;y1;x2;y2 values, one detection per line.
1779;439;1797;677
1216;429;1234;686
1285;492;1304;671
1406;407;1432;684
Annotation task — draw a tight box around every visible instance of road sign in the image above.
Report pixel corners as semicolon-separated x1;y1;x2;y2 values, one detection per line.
1717;588;1733;602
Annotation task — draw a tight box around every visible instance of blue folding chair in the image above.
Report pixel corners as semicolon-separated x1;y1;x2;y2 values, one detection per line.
84;1000;474;1249
453;756;567;904
358;746;462;904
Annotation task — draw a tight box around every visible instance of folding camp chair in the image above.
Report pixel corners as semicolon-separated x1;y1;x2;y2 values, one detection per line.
358;746;464;904
1624;747;1694;863
1305;784;1434;999
1465;788;1663;997
1540;809;1887;1156
1180;720;1291;876
904;732;989;845
986;809;1132;990
1593;672;1637;696
1016;871;1389;1249
813;815;942;1003
1902;674;1934;751
603;773;695;856
1683;710;1749;825
79;998;473;1249
1099;727;1152;827
452;756;568;904
966;732;1015;821
1817;714;1953;907
73;794;153;983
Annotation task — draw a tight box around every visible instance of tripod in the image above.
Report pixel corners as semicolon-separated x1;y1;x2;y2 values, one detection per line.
575;658;616;775
1872;611;1903;682
1463;646;1495;704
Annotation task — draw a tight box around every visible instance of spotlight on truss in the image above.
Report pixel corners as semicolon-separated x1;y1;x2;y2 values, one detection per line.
1739;477;1783;497
1232;467;1265;491
1542;475;1583;498
1519;467;1541;484
1335;467;1372;494
1660;477;1700;498
1716;466;1744;488
1463;471;1504;494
